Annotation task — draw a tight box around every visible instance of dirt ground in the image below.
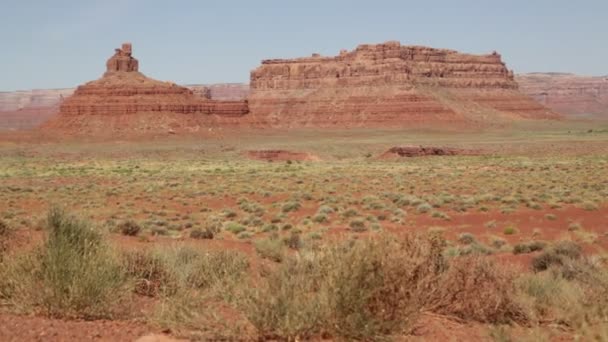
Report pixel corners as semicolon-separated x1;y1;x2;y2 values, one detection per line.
1;123;607;341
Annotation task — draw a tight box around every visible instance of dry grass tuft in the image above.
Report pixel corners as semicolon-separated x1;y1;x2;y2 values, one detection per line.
426;256;529;324
235;232;446;340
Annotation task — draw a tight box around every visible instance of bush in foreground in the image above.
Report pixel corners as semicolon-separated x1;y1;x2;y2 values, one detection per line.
1;208;128;319
236;233;447;340
425;256;528;324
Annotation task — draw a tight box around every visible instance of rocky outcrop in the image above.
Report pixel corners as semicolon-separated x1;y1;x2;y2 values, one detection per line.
0;84;250;131
380;146;481;158
105;43;139;74
44;43;249;133
248;41;557;127
4;41;567;133
516;73;608;119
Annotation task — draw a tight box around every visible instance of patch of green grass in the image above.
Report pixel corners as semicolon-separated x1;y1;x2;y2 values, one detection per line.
254;237;284;262
281;201;301;213
225;222;246;235
503;225;517;235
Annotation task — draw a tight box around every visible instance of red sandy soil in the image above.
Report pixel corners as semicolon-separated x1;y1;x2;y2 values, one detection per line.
0;314;161;342
3;206;605;341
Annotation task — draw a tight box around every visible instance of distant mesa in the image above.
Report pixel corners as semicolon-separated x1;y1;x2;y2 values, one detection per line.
42;43;249;134
247;41;559;127
15;41;564;134
516;73;608;119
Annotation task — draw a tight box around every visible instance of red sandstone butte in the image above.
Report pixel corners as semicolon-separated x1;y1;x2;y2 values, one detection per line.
0;84;250;131
247;41;558;128
43;43;248;134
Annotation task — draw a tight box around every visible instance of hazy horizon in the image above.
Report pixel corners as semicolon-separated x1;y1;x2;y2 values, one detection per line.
1;0;606;91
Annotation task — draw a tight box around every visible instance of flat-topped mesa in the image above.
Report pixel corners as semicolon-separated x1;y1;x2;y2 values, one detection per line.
253;42;517;90
247;41;556;127
45;43;249;133
105;43;139;74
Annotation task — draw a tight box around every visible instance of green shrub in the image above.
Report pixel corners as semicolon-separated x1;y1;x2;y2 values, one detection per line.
431;211;451;220
127;246;249;297
190;227;214;239
284;232;302;250
238;231;252;240
503;226;517;235
223;209;237;218
317;205;334;215
417;203;432;214
261;223;278;232
446;242;494;257
553;241;582;259
124;250;177;297
491;237;507;249
513;241;546;255
225;222;246;235
545;214;557;221
0;219;10;260
341;208;358;218
349;218;366;232
427;257;528;324
119;220;141;236
532;241;582;273
254;237;285;262
458;233;476;245
9;208;129;319
312;214;328;223
281;201;301;213
236;233;446;340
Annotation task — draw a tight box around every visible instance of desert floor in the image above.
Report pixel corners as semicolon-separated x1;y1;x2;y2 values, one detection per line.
1;121;607;341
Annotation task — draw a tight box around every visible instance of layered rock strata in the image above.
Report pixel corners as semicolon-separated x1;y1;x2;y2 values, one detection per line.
248;41;557;127
516;73;608;119
45;43;248;133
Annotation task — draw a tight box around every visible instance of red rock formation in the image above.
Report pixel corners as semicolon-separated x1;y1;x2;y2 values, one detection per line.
44;43;248;133
0;84;253;130
105;43;139;74
516;73;608;119
248;41;557;127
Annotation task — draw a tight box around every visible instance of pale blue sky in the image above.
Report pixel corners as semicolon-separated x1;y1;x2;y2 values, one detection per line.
1;0;606;90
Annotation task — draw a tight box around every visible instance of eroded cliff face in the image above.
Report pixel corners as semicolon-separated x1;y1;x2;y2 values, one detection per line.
248;41;557;127
0;84;251;130
516;73;608;119
44;43;248;134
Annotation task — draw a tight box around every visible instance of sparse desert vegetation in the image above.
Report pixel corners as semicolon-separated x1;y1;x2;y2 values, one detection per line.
0;126;608;340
